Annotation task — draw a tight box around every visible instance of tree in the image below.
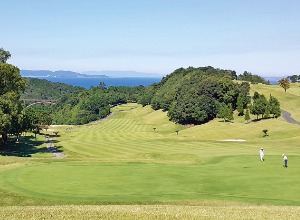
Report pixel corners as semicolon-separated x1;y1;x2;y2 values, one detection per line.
264;103;270;119
97;82;106;89
217;103;233;122
22;108;39;133
22;107;53;138
168;95;218;125
278;78;290;92
250;94;267;119
39;110;53;130
237;71;268;84
288;75;299;83
269;95;281;118
262;129;268;137
252;91;260;100
215;77;239;107
0;48;11;63
239;82;250;96
237;82;251;112
0;51;25;144
236;96;244;116
9;103;24;142
244;107;251;123
138;85;156;107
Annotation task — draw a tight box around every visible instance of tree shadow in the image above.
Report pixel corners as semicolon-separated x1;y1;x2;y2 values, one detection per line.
45;140;60;144
251;118;266;123
55;145;64;153
0;135;56;157
218;119;234;123
42;132;61;138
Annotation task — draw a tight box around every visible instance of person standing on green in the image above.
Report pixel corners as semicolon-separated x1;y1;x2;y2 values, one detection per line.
259;148;264;161
282;154;288;168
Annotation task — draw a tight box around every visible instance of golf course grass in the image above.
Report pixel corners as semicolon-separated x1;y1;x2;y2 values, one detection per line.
0;83;299;219
2;157;300;205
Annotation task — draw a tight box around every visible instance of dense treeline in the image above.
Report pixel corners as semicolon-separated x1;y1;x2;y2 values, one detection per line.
21;77;85;100
19;76;148;125
237;71;269;84
287;75;300;83
250;92;281;120
52;84;146;124
143;66;247;124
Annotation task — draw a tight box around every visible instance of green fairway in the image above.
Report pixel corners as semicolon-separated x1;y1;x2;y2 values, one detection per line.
1;157;300;205
0;83;300;218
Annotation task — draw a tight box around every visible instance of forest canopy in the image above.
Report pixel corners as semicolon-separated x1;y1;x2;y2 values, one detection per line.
147;67;242;124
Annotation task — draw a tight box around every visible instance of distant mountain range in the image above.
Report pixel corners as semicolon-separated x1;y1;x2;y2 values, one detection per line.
21;70;164;78
21;70;107;78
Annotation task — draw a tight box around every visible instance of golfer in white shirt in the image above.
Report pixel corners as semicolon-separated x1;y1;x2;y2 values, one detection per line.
282;154;288;168
259;148;264;161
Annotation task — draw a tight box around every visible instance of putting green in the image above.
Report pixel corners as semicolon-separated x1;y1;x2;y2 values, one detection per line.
2;156;300;205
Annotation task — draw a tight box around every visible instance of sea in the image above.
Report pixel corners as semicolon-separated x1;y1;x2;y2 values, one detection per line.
31;76;278;88
35;77;162;89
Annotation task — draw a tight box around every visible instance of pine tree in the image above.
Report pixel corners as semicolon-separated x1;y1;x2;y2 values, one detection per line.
227;104;234;121
269;95;281;118
245;107;251;123
217;104;233;122
264;104;270;119
236;95;244;116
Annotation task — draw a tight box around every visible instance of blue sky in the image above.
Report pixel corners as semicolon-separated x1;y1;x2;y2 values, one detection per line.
1;0;300;76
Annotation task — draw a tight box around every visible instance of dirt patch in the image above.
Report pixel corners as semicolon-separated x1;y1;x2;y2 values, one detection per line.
45;138;67;159
52;152;67;159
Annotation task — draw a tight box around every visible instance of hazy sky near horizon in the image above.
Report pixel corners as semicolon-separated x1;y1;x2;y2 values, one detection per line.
1;0;300;76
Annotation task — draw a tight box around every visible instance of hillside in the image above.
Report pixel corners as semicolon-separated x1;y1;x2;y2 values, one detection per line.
250;82;300;121
148;66;247;125
21;77;85;100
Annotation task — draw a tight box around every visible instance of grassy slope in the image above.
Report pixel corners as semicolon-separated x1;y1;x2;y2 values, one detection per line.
250;82;300;121
0;83;300;219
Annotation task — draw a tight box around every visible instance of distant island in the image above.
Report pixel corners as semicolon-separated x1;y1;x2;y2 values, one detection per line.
21;70;164;78
82;70;164;78
21;70;107;78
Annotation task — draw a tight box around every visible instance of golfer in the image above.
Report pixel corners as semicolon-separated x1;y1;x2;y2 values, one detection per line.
282;154;288;168
259;148;264;161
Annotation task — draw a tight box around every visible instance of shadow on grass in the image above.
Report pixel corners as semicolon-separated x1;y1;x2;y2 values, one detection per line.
218;120;234;123
55;145;64;153
45;140;60;144
0;135;59;157
251;118;266;123
42;133;61;138
251;116;279;123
